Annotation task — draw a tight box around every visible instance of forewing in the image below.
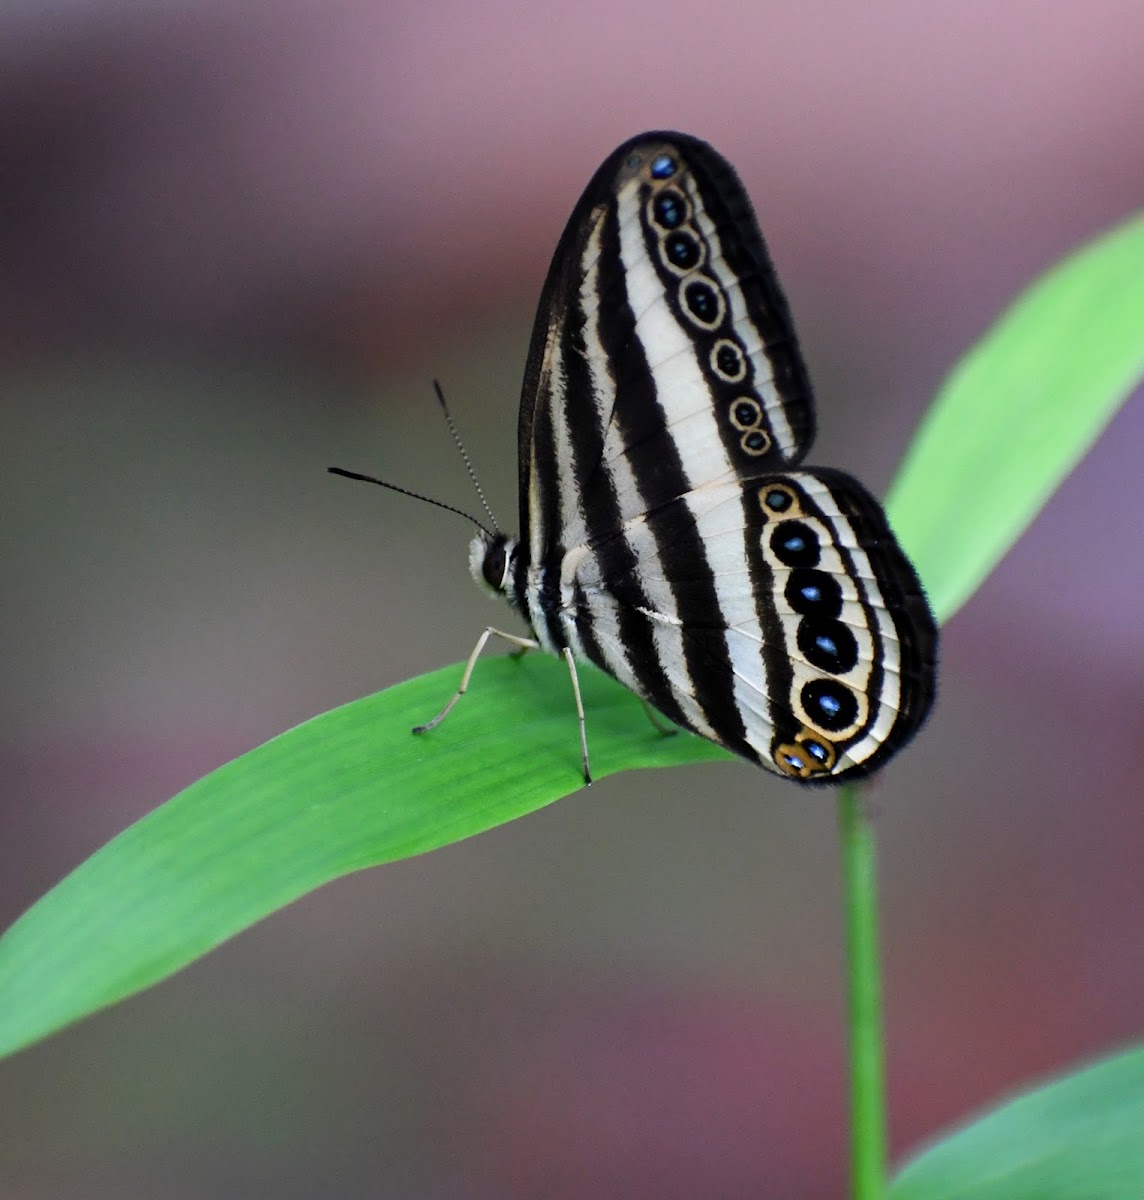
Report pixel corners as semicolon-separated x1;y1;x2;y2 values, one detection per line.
519;131;816;567
566;470;936;781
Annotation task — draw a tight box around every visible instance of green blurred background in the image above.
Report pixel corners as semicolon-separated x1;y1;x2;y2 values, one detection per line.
2;4;1142;1196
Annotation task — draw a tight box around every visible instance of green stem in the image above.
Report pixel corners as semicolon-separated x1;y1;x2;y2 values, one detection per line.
839;783;888;1200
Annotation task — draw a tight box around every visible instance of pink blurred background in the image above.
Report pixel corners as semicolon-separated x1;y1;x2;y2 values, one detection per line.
3;3;1143;1196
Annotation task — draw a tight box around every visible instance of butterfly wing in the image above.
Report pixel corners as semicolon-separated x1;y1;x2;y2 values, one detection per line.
518;131;816;566
515;130;936;779
568;469;936;781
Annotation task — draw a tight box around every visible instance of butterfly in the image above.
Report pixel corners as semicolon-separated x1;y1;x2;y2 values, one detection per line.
336;131;937;784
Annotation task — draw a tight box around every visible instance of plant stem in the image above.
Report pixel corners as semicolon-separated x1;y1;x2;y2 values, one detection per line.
839;783;887;1200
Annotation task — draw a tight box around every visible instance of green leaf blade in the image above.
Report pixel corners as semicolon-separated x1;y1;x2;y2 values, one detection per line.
887;210;1144;623
891;1043;1144;1199
0;658;727;1059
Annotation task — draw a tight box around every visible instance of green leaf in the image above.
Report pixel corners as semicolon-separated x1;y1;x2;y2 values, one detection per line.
0;657;729;1059
887;209;1144;623
891;1043;1144;1199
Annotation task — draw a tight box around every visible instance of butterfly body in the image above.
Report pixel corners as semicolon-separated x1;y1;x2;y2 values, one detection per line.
461;131;936;783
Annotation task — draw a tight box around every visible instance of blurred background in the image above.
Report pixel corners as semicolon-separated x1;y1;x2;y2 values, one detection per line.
2;2;1143;1196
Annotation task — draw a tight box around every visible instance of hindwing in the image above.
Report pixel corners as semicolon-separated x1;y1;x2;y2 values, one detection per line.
564;469;935;780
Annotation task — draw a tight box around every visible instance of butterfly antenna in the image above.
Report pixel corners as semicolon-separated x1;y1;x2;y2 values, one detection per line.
433;379;501;535
327;467;493;538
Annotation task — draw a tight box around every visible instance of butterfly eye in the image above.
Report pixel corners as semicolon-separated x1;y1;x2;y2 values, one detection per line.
481;539;509;591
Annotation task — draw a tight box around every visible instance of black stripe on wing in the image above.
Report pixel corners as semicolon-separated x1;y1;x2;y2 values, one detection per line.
588;204;753;760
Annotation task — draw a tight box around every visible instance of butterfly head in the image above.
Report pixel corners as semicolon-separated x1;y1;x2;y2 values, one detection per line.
469;531;518;600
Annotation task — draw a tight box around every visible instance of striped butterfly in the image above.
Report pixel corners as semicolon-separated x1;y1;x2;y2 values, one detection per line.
340;131;937;784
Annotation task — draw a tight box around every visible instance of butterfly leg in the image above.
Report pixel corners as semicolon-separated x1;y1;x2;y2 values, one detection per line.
640;699;679;738
413;627;540;734
561;646;593;786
